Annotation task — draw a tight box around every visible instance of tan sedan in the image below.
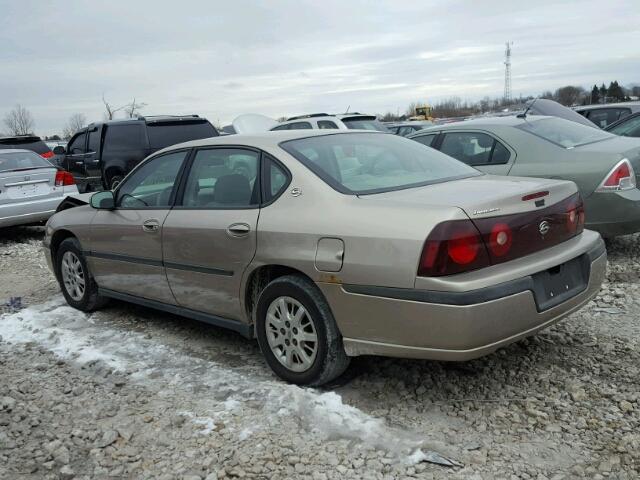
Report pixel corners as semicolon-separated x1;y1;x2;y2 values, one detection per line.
43;130;605;385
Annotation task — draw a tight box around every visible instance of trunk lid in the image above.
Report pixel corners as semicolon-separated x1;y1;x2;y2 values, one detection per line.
0;167;59;205
357;174;578;219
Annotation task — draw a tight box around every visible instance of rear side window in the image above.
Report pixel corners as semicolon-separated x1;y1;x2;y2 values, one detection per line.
412;134;437;147
263;155;290;202
67;131;87;154
271;124;289;131
104;124;146;152
318;121;338;129
147;120;218;149
587;108;632;128
0;151;53;171
440;132;510;166
287;122;312;130
341;116;388;132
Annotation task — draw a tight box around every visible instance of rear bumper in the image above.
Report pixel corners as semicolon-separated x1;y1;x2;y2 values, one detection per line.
0;194;74;228
318;234;606;361
585;188;640;237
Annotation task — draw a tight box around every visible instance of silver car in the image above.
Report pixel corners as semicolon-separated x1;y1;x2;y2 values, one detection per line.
43;131;605;385
0;149;78;228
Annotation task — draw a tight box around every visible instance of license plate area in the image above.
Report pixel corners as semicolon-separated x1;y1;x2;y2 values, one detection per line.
7;182;49;199
531;255;589;312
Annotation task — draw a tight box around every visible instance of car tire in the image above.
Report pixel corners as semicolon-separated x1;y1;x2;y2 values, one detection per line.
56;238;108;312
255;274;350;386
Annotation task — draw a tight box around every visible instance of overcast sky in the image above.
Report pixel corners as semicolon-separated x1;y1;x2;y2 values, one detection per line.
1;0;639;135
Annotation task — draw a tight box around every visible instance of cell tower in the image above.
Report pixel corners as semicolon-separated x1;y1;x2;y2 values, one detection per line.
504;41;513;104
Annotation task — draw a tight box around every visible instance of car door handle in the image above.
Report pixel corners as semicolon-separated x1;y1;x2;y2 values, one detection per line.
227;223;251;237
142;219;160;233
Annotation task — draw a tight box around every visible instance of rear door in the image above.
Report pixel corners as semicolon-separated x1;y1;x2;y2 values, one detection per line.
84;125;103;182
437;130;514;175
88;150;189;302
101;123;149;185
162;147;262;320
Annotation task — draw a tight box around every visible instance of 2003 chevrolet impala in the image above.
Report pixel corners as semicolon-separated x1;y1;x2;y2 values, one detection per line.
43;130;606;385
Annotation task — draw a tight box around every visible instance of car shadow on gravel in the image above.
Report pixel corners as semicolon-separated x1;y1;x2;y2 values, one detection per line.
0;226;45;245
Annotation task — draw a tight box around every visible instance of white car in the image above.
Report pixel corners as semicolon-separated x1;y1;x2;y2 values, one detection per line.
270;113;389;132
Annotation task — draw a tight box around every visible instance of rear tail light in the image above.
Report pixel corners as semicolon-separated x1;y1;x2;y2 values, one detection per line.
596;158;636;192
40;151;55;159
55;170;75;186
418;193;584;277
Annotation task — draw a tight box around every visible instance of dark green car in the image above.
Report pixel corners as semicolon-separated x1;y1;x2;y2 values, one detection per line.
409;115;640;237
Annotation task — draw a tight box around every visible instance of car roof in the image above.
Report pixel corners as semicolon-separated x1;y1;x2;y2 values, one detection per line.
574;102;640;111
0;135;42;142
87;114;207;128
414;114;556;133
280;113;375;124
157;129;385;153
0;148;36;154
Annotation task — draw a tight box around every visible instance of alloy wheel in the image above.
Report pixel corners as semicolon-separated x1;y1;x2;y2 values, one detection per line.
61;251;86;301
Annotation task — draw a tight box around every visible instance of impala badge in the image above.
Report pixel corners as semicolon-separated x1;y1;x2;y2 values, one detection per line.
539;220;550;236
473;207;500;216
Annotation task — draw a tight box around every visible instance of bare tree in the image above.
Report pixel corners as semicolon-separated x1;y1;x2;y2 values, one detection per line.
102;94;126;120
3;104;35;136
124;98;147;118
553;86;585;106
62;113;87;139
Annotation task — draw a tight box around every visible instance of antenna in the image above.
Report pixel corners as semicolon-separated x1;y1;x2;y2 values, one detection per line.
504;42;513;105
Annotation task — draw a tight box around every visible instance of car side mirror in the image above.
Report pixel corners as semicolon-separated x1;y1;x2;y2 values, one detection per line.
52;146;66;155
90;190;115;210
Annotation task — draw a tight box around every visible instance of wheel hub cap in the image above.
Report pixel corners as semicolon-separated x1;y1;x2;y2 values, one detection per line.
266;296;318;373
61;251;86;301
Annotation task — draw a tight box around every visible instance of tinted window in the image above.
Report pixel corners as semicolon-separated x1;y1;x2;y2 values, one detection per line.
87;128;101;153
412;134;437;147
341;116;389;132
116;151;187;208
318;121;338;129
104;124;146;152
147;120;217;149
182;149;259;208
271;124;289;131
287;122;312;130
0;151;53;172
518;117;613;148
587;108;631;128
281;133;479;195
67;131;87;154
608;115;640;138
440;132;509;166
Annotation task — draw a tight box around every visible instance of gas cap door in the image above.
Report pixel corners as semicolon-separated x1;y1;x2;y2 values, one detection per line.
315;238;344;272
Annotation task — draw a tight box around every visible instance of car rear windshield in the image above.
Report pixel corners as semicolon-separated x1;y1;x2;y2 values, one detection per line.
147;120;218;149
280;132;480;194
0;137;51;154
0;151;53;172
341;116;390;132
517;117;614;148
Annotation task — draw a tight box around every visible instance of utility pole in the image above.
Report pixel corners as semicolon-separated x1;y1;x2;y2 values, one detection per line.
504;42;513;105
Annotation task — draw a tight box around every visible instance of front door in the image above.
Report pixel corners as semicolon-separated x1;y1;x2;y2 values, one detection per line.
88;150;189;302
162;148;261;320
64;129;88;186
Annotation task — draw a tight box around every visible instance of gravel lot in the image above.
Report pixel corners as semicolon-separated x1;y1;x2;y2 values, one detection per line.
0;226;639;479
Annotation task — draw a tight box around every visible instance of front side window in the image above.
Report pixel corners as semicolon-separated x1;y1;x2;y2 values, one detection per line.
608;115;640;137
281;132;479;195
104;124;146;152
440;132;510;166
182;149;260;208
67;131;87;154
116;151;188;208
517;117;614;148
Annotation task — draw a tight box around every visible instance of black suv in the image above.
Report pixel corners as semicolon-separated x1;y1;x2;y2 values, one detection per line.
57;115;218;191
0;135;55;161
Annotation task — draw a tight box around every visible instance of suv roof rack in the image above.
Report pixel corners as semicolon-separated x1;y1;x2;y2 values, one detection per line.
286;113;330;121
0;135;41;142
138;114;201;122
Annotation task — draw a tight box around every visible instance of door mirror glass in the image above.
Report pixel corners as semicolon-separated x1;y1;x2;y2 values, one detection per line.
90;190;115;209
52;146;66;155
